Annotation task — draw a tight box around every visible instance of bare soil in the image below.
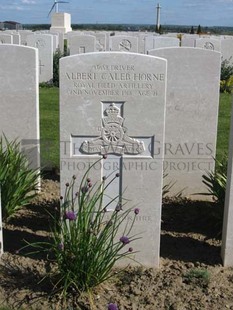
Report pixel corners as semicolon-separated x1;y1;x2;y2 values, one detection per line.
0;178;233;310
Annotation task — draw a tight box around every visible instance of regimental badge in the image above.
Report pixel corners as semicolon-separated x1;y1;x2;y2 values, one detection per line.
80;103;145;155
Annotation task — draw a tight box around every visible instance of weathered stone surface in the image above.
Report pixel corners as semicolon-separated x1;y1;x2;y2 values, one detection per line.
60;52;167;267
149;47;221;198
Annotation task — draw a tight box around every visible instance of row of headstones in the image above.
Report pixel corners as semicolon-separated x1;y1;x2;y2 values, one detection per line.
66;33;233;65
0;43;233;267
2;30;233;56
0;31;60;83
1;30;233;84
60;32;233;59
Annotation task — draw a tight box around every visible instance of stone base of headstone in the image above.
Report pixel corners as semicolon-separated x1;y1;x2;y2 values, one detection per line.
50;13;72;34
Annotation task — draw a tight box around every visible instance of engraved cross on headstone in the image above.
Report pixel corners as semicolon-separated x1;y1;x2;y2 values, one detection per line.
39;60;45;74
71;102;153;210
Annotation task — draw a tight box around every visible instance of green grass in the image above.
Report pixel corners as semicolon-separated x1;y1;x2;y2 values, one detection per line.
39;87;59;170
39;88;232;171
216;92;232;160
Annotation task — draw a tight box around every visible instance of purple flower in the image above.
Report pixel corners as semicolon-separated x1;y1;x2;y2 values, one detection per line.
128;247;133;252
115;203;122;212
120;236;130;245
108;303;118;310
134;208;140;215
64;211;76;221
81;185;89;194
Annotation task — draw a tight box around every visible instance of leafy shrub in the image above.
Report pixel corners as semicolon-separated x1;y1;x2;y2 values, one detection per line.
163;173;184;198
202;154;228;206
53;48;69;87
221;58;233;80
28;157;140;299
39;81;54;88
220;58;233;93
0;136;39;220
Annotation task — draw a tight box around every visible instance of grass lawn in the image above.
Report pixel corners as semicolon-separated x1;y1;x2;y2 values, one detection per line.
216;92;232;160
39;87;59;170
39;87;232;171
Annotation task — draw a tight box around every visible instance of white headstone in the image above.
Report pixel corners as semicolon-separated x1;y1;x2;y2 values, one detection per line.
51;33;59;53
195;38;221;52
110;36;138;53
27;34;53;83
181;37;195;47
95;33;106;51
149;47;221;198
144;36;155;54
153;37;180;49
18;30;33;46
222;101;233;266
0;34;12;44
4;31;20;45
221;38;233;65
137;33;149;54
51;31;64;53
12;33;20;45
60;52;167;267
69;35;96;55
0;45;40;170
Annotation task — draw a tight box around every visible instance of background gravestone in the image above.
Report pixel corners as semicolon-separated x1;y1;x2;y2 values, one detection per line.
69;35;96;55
181;37;195;47
149;47;221;198
60;52;167;267
0;34;12;44
18;30;33;46
221;38;233;65
110;36;138;53
153;37;180;48
195;38;221;52
0;45;40;170
4;31;20;45
95;33;106;51
27;34;53;83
